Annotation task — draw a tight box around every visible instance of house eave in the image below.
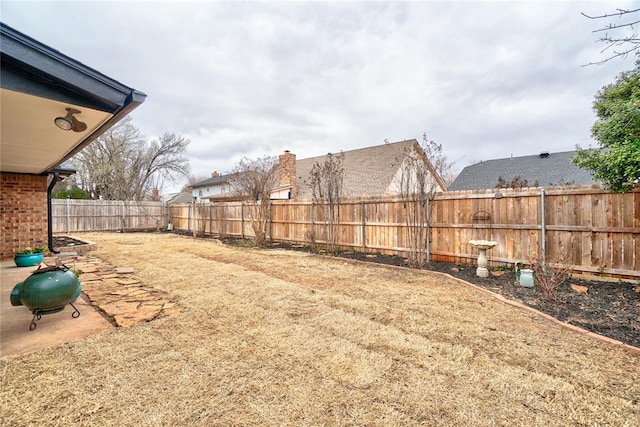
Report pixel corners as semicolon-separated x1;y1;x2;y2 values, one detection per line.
0;22;147;175
1;22;146;111
203;194;248;202
52;90;145;171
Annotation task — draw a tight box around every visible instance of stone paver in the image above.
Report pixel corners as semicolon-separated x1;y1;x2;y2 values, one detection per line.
1;254;181;357
72;255;182;328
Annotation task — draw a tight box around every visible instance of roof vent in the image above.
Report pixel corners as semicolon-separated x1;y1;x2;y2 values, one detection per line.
539;152;550;158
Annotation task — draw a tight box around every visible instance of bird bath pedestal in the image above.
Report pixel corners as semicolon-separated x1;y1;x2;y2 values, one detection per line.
469;240;498;278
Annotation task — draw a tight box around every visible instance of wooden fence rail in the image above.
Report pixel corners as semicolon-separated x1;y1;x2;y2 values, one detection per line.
52;199;167;233
50;185;639;279
168;185;639;279
428;187;640;276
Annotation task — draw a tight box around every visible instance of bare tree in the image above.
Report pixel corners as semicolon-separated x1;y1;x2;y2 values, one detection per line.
398;135;448;268
307;152;344;254
73;117;191;200
232;156;279;246
495;175;539;189
421;132;456;188
583;8;640;65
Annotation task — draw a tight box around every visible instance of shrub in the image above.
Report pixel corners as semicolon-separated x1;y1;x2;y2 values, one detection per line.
530;254;573;300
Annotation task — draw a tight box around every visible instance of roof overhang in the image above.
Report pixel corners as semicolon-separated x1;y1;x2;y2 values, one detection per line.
191;174;237;188
0;22;146;174
202;194;247;202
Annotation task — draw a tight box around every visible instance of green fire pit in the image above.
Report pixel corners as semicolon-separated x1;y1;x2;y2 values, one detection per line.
10;265;82;330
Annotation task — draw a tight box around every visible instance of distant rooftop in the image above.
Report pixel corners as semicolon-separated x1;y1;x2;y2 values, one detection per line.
191;173;234;188
449;150;598;191
295;140;419;198
191;139;445;198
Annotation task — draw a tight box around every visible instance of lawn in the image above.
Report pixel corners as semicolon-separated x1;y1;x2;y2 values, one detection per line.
1;232;638;426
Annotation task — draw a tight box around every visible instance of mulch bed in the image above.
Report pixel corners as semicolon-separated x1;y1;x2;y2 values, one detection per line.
52;235;89;248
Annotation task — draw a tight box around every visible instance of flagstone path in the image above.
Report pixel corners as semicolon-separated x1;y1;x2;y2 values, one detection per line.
66;255;182;327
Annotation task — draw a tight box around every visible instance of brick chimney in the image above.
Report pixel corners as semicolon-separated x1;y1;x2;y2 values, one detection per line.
211;171;219;177
279;150;297;198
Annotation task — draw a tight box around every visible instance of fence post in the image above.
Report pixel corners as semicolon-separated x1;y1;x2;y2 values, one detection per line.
269;201;273;243
186;203;191;233
121;200;126;232
361;200;366;250
217;204;221;237
163;202;169;230
311;201;315;243
241;202;245;239
192;200;197;238
426;198;430;264
540;188;546;262
66;198;71;233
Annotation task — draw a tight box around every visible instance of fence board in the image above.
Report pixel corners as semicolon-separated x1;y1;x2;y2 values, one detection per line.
53;186;639;279
52;199;166;232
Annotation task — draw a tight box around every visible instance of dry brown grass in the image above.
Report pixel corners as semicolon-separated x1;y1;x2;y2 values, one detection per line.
2;232;639;426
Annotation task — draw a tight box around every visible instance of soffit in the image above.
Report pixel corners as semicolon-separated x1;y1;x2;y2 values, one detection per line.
0;88;112;174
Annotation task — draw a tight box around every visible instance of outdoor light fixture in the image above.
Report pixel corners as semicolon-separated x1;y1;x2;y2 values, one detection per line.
54;108;87;132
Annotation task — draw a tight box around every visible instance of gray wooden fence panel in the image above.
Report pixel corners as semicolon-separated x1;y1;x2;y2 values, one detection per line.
52;199;167;232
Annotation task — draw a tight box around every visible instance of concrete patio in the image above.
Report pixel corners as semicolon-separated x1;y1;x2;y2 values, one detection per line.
1;260;113;357
1;253;181;358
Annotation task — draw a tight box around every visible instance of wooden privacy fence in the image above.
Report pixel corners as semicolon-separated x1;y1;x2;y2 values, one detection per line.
168;185;639;279
168;198;414;252
52;199;167;233
430;186;639;278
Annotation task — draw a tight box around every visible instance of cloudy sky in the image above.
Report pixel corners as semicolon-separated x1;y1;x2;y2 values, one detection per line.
2;1;637;192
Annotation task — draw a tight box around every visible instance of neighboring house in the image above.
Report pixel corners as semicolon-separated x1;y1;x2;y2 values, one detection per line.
191;172;240;202
192;139;447;203
448;151;598;191
291;139;446;199
0;23;146;258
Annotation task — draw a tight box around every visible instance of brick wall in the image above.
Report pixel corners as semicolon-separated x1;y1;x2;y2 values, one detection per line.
0;173;48;259
278;150;297;198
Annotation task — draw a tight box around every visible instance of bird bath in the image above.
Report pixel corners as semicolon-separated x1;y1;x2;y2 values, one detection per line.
469;240;497;278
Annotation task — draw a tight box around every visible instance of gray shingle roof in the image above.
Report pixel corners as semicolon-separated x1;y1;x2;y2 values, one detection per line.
449;150;598;191
295;140;416;198
167;191;195;204
191;173;234;188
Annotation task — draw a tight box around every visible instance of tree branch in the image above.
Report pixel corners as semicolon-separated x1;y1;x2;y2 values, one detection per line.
582;8;640;20
583;8;640;65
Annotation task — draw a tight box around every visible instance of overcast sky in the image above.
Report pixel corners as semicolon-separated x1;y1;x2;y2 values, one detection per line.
2;1;637;193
